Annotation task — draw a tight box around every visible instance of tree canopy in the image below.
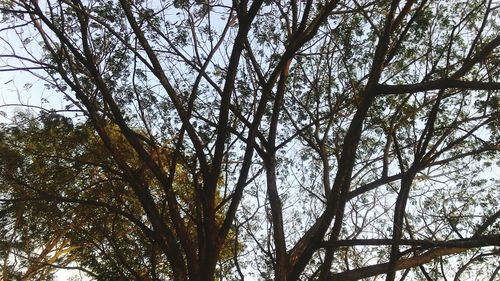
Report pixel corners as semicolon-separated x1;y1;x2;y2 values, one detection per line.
0;0;499;280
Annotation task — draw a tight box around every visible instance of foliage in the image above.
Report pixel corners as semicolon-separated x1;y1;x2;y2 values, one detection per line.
0;0;499;280
0;112;237;279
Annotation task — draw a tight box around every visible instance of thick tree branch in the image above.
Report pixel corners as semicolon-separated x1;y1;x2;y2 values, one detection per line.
329;246;491;280
321;234;500;248
377;79;500;94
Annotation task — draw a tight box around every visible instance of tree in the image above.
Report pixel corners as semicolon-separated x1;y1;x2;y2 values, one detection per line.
1;111;239;280
0;0;499;280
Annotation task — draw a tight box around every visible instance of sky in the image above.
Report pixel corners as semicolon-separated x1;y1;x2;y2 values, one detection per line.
1;2;499;280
